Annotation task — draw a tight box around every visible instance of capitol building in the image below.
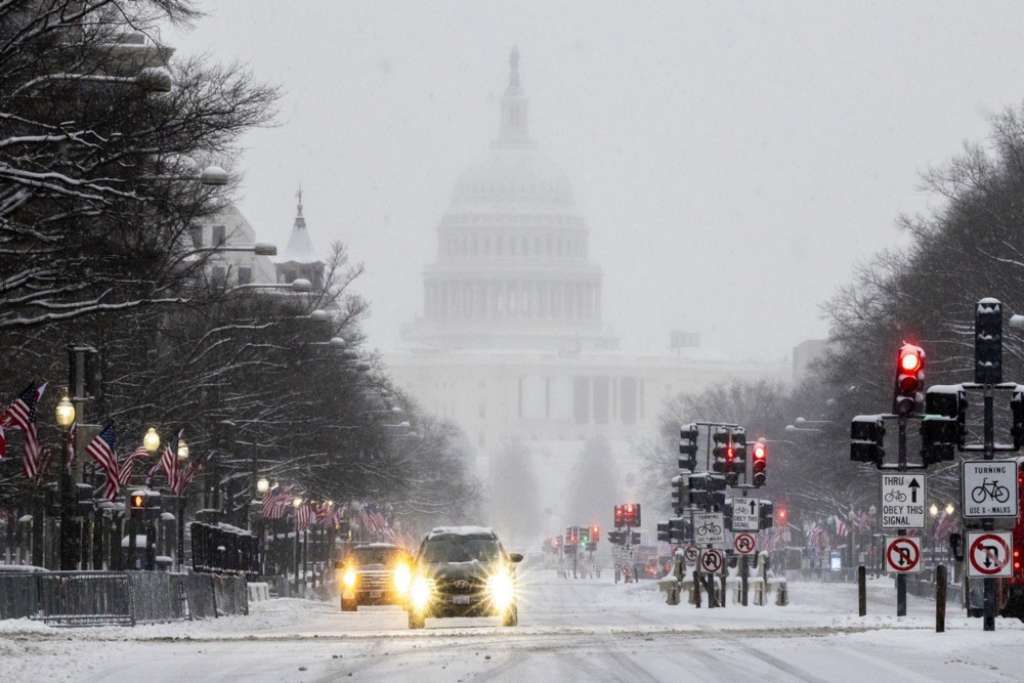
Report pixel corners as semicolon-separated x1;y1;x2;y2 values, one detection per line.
385;51;782;526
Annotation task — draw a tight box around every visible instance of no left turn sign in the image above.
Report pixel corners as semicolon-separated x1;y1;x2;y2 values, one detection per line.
967;531;1013;578
733;532;757;556
700;549;724;574
885;536;921;574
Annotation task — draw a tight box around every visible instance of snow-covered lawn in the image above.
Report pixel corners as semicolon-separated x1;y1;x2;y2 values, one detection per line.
1;572;1021;682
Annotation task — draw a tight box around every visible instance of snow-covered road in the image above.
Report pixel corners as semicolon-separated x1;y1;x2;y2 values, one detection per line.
2;570;1022;682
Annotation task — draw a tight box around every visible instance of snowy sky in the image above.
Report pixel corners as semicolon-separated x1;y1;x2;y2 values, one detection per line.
165;1;1024;362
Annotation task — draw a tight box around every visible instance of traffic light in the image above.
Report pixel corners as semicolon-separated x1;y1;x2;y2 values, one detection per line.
893;343;925;417
624;503;641;527
752;439;767;487
1012;387;1024;449
608;530;626;545
590;525;600;543
731;428;747;472
578;527;591;545
975;298;1002;385
921;385;965;465
688;473;727;492
723;500;733;530
614;505;625;528
657;521;670;543
760;501;775;529
129;490;160;520
671;474;689;512
850;414;885;466
630;531;641;545
711;428;734;474
668;517;689;543
679;423;699;471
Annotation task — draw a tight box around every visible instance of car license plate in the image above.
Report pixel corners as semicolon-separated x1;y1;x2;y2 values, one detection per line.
451;595;472;605
368;591;383;598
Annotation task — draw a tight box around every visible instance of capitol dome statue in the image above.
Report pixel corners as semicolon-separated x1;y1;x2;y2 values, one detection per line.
403;48;618;352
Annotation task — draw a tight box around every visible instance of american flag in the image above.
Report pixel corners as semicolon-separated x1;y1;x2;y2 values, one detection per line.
295;502;314;530
117;446;149;488
85;424;122;501
261;488;291;519
1;383;47;479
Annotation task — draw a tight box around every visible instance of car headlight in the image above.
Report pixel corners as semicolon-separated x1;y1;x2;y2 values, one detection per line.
410;576;433;613
487;570;515;612
393;562;412;596
343;566;357;589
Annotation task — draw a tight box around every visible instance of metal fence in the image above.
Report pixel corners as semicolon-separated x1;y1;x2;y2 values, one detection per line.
0;570;248;625
190;523;260;576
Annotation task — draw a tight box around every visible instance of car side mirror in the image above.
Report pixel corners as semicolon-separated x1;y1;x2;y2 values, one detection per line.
509;553;523;563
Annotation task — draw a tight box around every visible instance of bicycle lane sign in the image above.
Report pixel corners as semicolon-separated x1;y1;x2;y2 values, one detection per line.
880;474;926;529
693;512;726;548
962;461;1018;518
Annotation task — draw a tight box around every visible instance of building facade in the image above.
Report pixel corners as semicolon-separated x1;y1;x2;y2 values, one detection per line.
386;50;784;524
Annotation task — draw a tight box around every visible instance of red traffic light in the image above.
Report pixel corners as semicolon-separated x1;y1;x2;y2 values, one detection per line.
777;508;787;522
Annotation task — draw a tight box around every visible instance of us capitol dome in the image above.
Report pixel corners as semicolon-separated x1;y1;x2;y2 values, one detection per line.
402;48;618;352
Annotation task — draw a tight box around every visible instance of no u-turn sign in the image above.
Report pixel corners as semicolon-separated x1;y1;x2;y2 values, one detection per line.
885;536;921;574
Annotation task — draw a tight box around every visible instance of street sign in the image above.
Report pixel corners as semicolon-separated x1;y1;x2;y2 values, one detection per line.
731;498;759;531
699;548;724;574
962;461;1019;519
683;545;700;564
967;531;1013;578
733;532;757;556
693;512;726;548
884;536;921;574
880;474;926;529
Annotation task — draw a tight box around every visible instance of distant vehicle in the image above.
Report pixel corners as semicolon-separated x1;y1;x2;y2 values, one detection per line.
336;543;413;611
406;526;522;629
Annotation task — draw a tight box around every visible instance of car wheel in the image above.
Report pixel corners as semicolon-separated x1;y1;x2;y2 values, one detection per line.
501;605;518;627
408;610;426;629
341;598;357;612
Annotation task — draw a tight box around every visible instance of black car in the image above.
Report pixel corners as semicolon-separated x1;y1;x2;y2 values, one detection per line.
337;543;413;611
406;526;522;629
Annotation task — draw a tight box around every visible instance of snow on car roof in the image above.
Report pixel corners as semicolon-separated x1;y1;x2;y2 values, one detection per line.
426;525;497;539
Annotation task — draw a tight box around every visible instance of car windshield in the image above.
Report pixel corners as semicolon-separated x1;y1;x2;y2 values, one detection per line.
352;547;400;566
420;535;501;564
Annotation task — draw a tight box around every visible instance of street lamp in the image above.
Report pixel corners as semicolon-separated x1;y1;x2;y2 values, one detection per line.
945;503;955;515
143;427;161;454
929;503;939;517
177;437;189;461
293;496;303;508
257;478;270;494
55;394;76;429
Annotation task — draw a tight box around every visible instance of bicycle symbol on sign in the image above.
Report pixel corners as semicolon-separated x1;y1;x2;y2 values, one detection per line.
884;490;907;503
698;522;722;536
971;478;1011;504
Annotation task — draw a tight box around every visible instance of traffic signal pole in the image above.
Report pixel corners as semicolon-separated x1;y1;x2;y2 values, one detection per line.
983;387;995;632
896;418;907;618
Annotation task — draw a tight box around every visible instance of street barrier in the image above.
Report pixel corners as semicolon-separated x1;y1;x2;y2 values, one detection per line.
248;581;271;602
0;570;248;625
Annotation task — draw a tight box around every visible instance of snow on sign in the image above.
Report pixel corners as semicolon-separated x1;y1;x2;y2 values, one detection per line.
884;536;921;574
967;531;1013;578
693;512;726;548
880;474;926;529
733;532;757;556
962;461;1018;518
731;498;759;531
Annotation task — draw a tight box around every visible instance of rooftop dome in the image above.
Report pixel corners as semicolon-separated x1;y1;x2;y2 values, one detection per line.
451;147;575;210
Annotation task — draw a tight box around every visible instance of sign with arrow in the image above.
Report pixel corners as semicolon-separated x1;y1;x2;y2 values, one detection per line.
880;474;926;529
967;531;1013;578
884;536;921;574
731;498;759;531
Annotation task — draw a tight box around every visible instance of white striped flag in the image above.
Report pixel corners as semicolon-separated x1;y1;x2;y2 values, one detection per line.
296;503;314;530
86;424;121;501
2;383;47;479
261;488;291;519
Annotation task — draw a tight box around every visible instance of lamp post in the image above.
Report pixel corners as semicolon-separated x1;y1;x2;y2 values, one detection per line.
54;393;76;569
292;496;303;594
176;435;189;572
